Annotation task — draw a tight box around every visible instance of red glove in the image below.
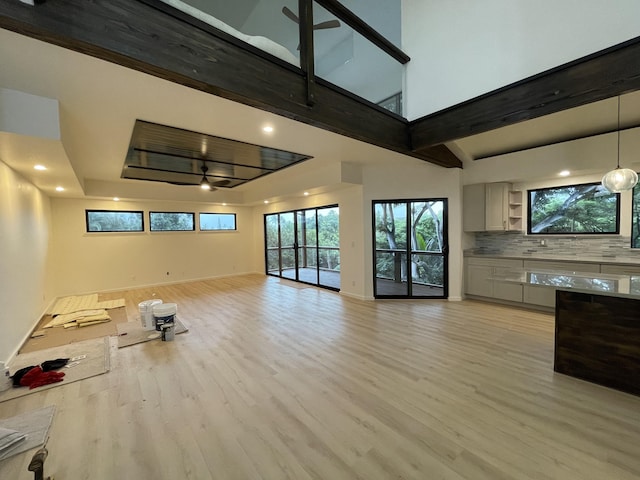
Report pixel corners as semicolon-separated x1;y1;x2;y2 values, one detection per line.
19;366;65;389
29;371;65;389
19;366;43;387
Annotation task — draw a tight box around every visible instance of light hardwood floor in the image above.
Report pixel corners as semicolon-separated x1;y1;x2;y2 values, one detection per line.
1;274;639;479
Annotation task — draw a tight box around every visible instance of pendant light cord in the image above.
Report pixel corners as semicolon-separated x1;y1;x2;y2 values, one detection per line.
617;96;621;169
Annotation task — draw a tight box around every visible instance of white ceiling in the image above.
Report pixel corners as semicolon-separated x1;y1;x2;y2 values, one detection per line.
1;26;640;205
0;28;420;205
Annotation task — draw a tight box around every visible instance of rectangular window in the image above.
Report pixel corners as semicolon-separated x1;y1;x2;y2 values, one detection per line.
632;184;640;247
86;210;144;232
199;213;237;231
149;212;195;231
527;182;619;235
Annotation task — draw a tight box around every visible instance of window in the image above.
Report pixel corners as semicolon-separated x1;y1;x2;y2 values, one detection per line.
149;212;195;231
86;210;144;232
199;213;237;231
632;184;640;247
528;182;619;234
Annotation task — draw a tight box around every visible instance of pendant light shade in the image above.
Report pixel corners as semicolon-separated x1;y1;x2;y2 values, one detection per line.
602;96;638;193
601;167;638;193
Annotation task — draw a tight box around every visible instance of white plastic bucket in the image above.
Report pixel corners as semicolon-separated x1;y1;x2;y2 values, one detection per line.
139;299;163;331
153;303;177;331
0;362;11;392
161;324;175;342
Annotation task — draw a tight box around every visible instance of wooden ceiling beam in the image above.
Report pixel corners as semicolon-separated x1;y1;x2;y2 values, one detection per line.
409;36;640;150
0;0;461;168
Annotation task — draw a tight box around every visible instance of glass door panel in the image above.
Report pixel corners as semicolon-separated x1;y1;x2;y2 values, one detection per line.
264;205;339;291
265;214;280;275
279;212;296;280
318;206;340;289
373;199;447;298
297;210;318;284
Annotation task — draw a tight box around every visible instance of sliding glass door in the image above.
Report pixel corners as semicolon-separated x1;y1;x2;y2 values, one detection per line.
265;205;340;290
373;199;448;298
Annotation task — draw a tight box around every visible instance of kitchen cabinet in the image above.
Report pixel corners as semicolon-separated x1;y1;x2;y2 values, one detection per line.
600;264;640;275
463;183;522;232
522;260;600;273
466;255;640;309
465;258;523;302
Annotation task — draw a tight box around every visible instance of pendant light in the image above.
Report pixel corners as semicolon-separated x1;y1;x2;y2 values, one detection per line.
601;96;638;193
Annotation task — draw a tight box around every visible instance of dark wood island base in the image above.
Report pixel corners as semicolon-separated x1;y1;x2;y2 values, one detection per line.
555;290;640;396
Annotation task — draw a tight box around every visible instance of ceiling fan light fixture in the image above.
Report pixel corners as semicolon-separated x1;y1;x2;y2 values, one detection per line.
602;96;638;193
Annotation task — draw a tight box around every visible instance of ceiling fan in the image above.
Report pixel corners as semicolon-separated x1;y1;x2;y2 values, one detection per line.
282;6;341;49
198;162;231;191
167;161;231;191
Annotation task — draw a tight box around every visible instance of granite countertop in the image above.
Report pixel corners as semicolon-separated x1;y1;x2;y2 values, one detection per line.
487;269;640;298
463;251;640;266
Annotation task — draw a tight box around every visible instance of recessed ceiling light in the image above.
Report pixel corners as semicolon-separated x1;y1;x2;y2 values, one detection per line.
222;202;227;206
113;197;120;201
303;191;309;196
34;165;47;171
264;200;269;204
559;170;571;177
55;186;64;192
262;126;274;133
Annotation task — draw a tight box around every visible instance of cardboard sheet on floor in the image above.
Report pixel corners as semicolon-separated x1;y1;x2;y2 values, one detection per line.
0;338;110;403
117;318;188;348
0;405;56;461
20;307;128;354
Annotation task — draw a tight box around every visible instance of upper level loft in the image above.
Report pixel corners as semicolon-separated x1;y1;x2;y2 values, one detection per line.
148;0;408;116
3;0;640;171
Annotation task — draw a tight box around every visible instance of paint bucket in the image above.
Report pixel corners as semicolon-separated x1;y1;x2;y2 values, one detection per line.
153;303;177;331
161;323;175;342
139;299;163;331
0;362;11;392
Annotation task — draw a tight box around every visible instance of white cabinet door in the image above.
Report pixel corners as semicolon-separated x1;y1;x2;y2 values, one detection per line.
485;183;509;231
523;260;600;273
466;264;493;297
523;285;556;307
463;184;487;232
494;282;523;302
600;264;640;275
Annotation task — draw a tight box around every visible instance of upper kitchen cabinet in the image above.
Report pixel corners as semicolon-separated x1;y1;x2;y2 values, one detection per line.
463;183;522;232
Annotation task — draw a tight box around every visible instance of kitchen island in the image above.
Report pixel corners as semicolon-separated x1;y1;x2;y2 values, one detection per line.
555;289;640;396
487;268;640;396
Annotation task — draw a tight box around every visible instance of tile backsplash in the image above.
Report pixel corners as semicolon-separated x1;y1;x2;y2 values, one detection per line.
471;232;640;260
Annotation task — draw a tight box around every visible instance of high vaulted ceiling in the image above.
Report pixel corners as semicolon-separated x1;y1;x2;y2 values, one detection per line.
2;0;640;204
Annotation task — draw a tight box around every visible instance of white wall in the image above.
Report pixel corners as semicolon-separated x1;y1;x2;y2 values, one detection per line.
0;160;54;363
49;198;258;296
403;0;640;119
362;159;463;300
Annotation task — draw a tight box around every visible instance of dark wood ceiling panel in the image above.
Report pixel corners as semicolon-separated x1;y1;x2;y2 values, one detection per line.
124;120;312;187
409;36;640;150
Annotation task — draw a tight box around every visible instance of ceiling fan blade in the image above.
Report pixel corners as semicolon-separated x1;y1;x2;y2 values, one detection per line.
313;20;341;30
282;6;299;23
211;179;231;187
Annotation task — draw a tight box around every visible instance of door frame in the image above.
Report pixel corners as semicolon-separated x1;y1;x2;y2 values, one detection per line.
371;198;449;299
264;204;340;291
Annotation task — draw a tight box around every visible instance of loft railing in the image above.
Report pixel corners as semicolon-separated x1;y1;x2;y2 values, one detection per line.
147;0;409;116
